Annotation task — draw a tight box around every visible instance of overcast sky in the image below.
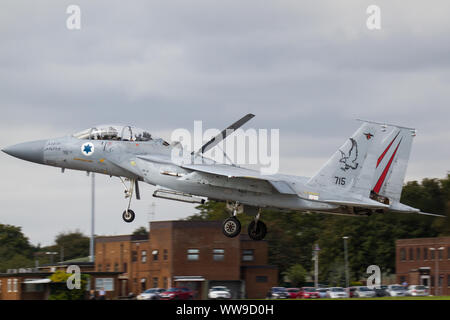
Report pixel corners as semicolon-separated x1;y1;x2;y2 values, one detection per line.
1;1;449;247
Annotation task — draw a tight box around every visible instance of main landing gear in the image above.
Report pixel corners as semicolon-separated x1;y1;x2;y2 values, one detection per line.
222;203;267;240
120;177;140;223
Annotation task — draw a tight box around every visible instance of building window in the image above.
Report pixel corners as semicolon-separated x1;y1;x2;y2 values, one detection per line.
447;274;450;287
187;249;200;261
256;276;268;283
141;278;147;292
438;249;443;260
399;276;406;284
96;278;114;291
114;263;119;272
431;249;435;260
13;279;18;292
424;248;428;260
152;250;159;261
242;249;254;262
132;251;138;262
409;248;414;261
416;248;421;261
106;264;110;271
400;248;406;261
7;279;11;292
98;264;102;271
123;263;127;273
141;250;147;263
163;277;168;289
448;247;450;260
213;249;225;261
152;277;158;288
163;249;168;260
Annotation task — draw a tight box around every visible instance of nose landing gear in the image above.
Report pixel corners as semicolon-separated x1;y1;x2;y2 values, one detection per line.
120;177;139;223
123;209;135;223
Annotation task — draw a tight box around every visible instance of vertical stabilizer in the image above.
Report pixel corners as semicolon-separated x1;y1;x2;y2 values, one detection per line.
371;125;415;202
307;122;381;197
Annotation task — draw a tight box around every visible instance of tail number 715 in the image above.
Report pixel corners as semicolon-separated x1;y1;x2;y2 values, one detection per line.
334;176;346;185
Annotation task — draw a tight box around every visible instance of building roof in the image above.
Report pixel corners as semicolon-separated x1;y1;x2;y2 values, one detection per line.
396;236;450;245
95;234;148;243
150;220;223;230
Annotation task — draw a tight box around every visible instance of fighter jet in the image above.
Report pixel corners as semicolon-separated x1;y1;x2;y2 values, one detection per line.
2;115;444;241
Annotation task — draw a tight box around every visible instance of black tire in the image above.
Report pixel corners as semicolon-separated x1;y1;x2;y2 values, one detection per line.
222;217;241;238
248;220;267;240
122;209;135;223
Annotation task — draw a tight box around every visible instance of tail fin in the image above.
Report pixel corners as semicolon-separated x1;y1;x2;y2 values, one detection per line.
370;124;415;202
307;122;381;197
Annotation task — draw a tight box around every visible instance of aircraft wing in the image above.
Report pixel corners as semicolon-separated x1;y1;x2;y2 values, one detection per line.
180;163;298;195
133;154;297;195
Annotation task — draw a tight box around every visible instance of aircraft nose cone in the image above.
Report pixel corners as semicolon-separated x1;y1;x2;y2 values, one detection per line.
2;140;47;164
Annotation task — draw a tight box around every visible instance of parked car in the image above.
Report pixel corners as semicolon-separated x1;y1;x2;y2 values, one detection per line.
374;285;389;297
348;287;356;298
352;286;376;298
299;287;320;299
160;287;194;300
286;288;301;299
406;285;429;297
208;286;231;299
327;287;349;298
386;285;407;297
137;288;166;300
316;288;329;298
266;287;289;299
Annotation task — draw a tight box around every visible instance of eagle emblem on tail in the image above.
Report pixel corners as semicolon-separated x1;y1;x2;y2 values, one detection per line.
339;138;359;171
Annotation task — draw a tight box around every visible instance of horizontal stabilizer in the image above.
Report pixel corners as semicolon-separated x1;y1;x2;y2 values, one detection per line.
418;211;446;218
310;198;390;209
390;202;446;217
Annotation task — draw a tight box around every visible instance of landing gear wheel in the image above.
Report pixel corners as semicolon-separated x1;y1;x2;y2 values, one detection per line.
122;209;135;223
222;217;241;238
248;220;267;240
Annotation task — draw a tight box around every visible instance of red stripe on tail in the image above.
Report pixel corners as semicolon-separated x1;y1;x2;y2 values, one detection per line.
377;131;399;168
373;138;402;193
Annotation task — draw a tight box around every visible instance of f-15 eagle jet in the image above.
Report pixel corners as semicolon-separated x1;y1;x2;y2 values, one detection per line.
2;115;443;241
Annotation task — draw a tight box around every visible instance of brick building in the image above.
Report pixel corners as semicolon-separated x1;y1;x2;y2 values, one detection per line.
95;220;278;299
396;236;450;295
0;261;121;300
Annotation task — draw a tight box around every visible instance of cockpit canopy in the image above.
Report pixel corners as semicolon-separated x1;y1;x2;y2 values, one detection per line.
73;125;169;145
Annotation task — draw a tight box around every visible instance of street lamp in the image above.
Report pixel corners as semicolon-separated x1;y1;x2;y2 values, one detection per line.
343;237;349;290
312;243;320;288
429;247;444;296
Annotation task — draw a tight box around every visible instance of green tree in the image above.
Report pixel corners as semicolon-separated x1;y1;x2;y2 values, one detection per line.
132;226;149;237
283;264;307;287
0;224;35;272
48;270;88;300
52;230;89;261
